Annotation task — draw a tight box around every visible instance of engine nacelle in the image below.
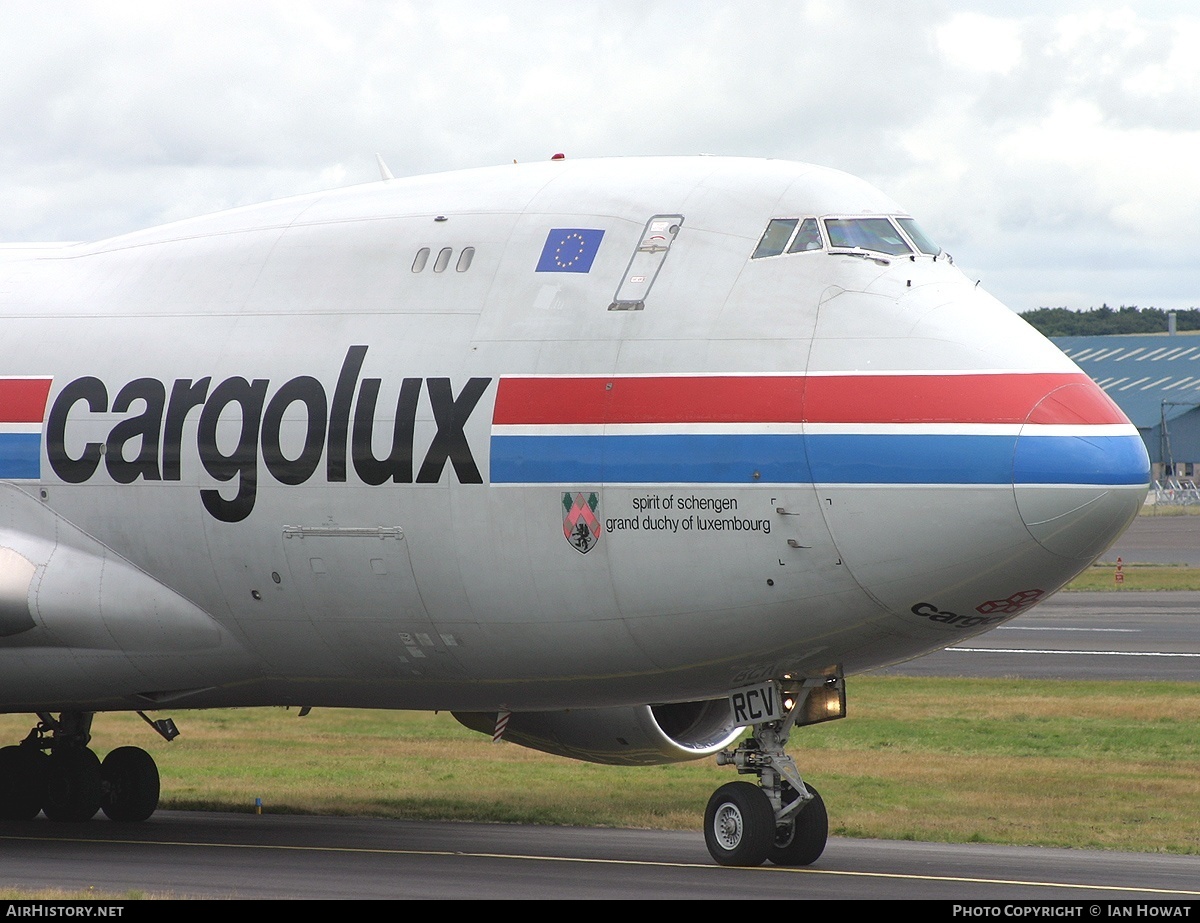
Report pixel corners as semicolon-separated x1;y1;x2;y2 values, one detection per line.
453;699;743;766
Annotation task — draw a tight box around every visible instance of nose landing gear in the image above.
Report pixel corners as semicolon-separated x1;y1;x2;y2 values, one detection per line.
704;677;841;867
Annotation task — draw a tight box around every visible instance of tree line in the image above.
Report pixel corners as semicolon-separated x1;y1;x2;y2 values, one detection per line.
1019;305;1200;337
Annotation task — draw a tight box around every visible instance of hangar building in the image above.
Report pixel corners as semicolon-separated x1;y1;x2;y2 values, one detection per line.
1052;333;1200;482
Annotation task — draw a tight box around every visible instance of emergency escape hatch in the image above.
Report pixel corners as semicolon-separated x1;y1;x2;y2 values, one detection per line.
609;214;683;311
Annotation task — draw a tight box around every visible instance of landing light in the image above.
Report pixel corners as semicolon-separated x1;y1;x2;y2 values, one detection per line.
795;681;846;727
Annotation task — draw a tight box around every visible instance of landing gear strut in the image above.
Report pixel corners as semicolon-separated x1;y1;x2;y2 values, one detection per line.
704;677;843;867
0;711;166;822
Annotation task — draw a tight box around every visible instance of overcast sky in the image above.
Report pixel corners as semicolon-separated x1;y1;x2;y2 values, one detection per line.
2;1;1197;314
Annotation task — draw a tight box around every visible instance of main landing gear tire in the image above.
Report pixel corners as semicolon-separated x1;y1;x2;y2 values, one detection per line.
100;746;160;822
43;748;103;822
769;783;828;867
2;713;163;823
0;745;47;821
704;781;776;868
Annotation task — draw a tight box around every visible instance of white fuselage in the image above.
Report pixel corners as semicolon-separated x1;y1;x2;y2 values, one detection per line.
0;157;1148;715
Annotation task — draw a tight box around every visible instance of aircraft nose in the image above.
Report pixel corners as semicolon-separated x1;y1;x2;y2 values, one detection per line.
1013;379;1150;559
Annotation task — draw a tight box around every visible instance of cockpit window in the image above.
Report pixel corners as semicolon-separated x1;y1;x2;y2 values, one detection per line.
752;219;799;259
786;218;822;253
896;217;940;256
824;218;912;256
751;215;937;261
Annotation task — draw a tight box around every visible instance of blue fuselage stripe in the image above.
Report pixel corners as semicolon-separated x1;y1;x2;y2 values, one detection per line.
1012;434;1151;486
489;433;1149;485
0;433;42;479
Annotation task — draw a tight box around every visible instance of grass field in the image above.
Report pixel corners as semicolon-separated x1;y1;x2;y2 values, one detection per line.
1066;563;1200;590
5;676;1196;856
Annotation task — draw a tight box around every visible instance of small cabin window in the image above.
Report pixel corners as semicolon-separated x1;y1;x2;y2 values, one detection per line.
412;247;430;272
751;219;798;259
433;247;453;272
456;247;475;272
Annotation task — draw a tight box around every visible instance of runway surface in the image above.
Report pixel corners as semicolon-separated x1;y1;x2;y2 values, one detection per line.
878;590;1200;680
2;811;1197;900
1104;512;1200;566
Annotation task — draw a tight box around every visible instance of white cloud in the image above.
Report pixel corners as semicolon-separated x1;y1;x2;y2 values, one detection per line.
0;1;1197;310
937;13;1024;74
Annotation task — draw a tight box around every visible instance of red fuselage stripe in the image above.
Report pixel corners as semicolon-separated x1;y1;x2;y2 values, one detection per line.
0;379;53;424
492;373;1127;426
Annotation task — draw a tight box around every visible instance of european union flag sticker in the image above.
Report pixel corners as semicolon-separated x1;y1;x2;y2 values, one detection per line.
536;228;605;273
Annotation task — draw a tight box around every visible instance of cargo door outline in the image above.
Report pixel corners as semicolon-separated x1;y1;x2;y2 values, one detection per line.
281;525;463;677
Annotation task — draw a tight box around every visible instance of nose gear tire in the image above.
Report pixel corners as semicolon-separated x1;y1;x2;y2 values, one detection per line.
704;781;776;867
769;783;828;866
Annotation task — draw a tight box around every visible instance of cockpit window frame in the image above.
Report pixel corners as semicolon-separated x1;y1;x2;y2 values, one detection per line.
786;217;823;254
823;217;913;257
895;217;941;256
751;218;800;259
751;217;827;260
750;214;942;262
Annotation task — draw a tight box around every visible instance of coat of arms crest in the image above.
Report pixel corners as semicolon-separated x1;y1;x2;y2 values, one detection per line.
562;491;601;553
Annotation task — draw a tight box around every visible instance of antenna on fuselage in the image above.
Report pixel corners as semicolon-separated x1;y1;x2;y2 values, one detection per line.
375;153;394;181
